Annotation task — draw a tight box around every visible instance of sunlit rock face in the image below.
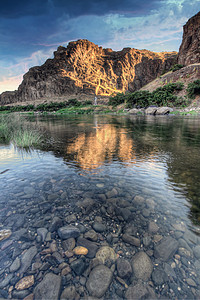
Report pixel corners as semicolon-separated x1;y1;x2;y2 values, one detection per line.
0;40;177;105
178;11;200;66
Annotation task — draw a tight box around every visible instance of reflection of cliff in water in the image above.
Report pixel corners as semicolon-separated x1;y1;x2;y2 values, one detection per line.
66;124;137;169
31;114;200;225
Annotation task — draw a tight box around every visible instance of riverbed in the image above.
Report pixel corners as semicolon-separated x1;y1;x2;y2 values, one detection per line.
0;114;200;299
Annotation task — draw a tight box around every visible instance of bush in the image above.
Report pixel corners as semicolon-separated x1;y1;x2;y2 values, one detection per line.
125;91;151;108
108;93;126;107
187;80;200;99
170;64;184;72
109;83;184;108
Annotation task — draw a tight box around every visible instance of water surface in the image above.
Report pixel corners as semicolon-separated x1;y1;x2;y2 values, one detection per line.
0;114;200;299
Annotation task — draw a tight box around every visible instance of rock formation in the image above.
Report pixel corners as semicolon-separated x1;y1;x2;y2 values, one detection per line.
178;11;200;66
0;40;177;105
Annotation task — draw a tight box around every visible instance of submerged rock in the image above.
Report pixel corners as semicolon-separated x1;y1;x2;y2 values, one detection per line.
0;229;12;241
57;226;80;239
95;246;117;264
15;275;34;290
34;273;61;300
19;246;37;274
131;251;153;281
86;265;113;298
117;258;132;279
154;236;178;261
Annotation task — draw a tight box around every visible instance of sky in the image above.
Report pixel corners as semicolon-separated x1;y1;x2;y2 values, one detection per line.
0;0;199;94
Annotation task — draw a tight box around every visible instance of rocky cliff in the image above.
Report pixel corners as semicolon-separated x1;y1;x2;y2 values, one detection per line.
178;11;200;66
0;40;177;105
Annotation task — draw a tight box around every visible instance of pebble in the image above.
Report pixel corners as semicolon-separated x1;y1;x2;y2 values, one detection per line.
37;228;48;242
19;246;37;274
96;246;117;264
122;233;140;247
57;226;80;239
77;237;98;258
117;258;132;279
193;245;200;259
73;246;88;255
10;257;21;272
15;275;34;290
0;229;12;241
70;258;87;276
92;222;106;233
186;278;197;287
84;230;98;241
60;285;79;300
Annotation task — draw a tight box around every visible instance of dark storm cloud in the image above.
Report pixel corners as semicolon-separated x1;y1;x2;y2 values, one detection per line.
0;0;163;19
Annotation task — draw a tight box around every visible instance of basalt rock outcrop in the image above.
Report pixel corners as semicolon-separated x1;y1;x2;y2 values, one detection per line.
0;40;177;105
178;11;200;66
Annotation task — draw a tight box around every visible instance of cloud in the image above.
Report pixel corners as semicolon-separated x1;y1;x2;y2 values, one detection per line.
0;0;199;93
0;0;163;19
0;75;23;94
0;48;54;93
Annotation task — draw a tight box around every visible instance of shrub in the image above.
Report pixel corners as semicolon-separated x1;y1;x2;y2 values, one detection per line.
170;64;184;72
125;91;152;108
187;80;200;99
109;83;184;108
67;98;81;107
108;93;126;107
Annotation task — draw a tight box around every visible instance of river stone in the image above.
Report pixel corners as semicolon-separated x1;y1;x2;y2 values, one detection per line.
77;237;98;258
15;275;34;290
10;257;21;272
0;229;12;241
125;282;156;300
70;258;87;275
57;226;80;239
49;217;63;232
92;222;106;233
152;269;168;285
34;273;61;300
183;229;198;245
154;236;178;261
84;230;98;241
193;245;200;259
62;238;76;251
133;195;145;205
122;234;140;247
86;265;113;298
12;290;30;299
60;285;79;300
24;186;35;194
37;228;48;242
19;246;37;274
0;273;13;288
131;251;153;281
96;246;117;264
148;221;159;233
117;258;132;279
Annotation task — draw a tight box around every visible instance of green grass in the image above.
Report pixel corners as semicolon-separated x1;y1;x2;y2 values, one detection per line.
56;105;94;114
0;114;43;148
170;110;199;116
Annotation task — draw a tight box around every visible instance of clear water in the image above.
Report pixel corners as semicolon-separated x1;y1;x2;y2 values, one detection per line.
0;114;200;299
